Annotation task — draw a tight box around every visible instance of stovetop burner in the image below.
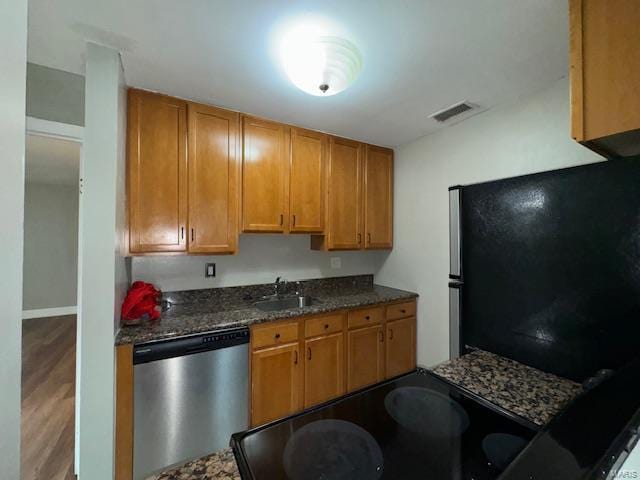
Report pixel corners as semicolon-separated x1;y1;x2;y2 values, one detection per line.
385;386;470;438
282;419;383;480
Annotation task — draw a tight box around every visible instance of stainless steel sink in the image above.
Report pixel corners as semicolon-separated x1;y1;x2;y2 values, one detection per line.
254;295;318;312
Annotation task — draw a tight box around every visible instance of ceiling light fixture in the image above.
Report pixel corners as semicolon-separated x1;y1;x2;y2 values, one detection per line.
280;28;362;97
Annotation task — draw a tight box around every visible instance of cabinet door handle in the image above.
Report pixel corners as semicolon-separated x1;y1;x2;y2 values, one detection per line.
294;350;298;365
191;228;195;242
367;233;372;244
379;331;384;343
358;233;362;244
275;333;280;340
292;215;296;227
181;227;185;239
400;309;406;314
365;315;370;320
280;214;284;226
389;329;394;340
324;324;329;330
307;347;312;360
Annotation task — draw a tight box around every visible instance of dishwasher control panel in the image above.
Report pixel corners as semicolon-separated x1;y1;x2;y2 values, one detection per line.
133;327;250;364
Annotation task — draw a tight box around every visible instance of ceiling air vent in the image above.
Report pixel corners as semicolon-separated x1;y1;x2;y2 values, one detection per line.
429;101;476;123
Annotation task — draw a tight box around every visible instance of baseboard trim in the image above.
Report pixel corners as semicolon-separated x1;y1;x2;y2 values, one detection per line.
22;306;77;320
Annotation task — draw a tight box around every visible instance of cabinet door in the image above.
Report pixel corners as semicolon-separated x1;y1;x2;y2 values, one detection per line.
304;333;344;408
187;103;240;253
242;116;289;232
347;325;384;392
385;317;416;378
128;89;187;253
364;145;393;249
327;137;363;249
570;0;640;149
251;342;301;427
289;128;327;233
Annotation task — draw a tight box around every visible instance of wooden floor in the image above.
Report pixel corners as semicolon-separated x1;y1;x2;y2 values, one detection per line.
22;315;76;480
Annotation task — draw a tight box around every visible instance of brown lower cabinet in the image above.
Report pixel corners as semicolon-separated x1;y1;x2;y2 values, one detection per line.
250;342;302;427
304;332;345;408
346;324;385;391
249;300;416;427
386;316;417;378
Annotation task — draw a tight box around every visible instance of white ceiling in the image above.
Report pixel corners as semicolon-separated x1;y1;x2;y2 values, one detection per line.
26;134;80;186
27;0;569;147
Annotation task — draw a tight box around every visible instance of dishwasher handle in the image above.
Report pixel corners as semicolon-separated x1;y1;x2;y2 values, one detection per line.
133;327;250;365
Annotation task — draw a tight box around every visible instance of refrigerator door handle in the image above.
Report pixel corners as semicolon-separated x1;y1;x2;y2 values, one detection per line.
448;186;462;279
449;281;462;359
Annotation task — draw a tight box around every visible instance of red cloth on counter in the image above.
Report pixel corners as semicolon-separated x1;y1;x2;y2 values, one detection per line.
121;281;161;322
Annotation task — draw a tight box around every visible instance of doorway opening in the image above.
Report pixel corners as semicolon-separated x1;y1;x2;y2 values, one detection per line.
21;118;82;480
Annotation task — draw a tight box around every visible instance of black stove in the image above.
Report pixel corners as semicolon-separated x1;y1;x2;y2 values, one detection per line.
231;371;536;479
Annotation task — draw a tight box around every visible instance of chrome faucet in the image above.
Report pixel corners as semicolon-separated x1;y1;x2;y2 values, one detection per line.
274;277;288;297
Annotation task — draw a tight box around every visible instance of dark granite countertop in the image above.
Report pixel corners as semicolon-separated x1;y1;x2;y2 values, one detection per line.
430;348;584;426
150;448;240;480
116;275;418;346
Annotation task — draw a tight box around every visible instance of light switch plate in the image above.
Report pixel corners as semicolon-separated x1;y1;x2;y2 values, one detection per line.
330;257;342;269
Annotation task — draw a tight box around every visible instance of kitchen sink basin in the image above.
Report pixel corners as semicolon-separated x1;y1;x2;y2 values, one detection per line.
254;295;318;312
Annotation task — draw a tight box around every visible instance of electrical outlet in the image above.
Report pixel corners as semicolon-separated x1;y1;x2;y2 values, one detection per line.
205;263;216;278
330;257;342;269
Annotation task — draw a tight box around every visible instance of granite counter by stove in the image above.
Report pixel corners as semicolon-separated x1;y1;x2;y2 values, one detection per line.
430;348;584;426
149;448;240;480
116;275;418;346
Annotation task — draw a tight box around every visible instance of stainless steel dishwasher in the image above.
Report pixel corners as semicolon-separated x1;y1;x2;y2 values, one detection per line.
132;327;249;479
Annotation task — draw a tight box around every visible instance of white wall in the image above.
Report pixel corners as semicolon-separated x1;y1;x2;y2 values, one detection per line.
78;43;126;480
0;0;27;476
132;234;388;292
26;63;85;126
23;182;79;310
376;78;604;368
114;53;129;333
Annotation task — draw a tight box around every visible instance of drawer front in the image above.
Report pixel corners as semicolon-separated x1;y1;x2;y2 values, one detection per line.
348;306;384;329
252;321;299;350
305;313;344;338
387;301;416;320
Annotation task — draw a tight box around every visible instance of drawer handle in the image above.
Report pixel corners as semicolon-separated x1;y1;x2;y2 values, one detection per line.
275;333;281;339
400;309;406;314
324;324;329;329
365;315;370;320
307;347;312;360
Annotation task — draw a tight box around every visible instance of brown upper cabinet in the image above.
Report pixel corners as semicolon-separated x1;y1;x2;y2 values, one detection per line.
128;89;393;253
289;127;327;233
570;0;640;157
187;103;240;254
127;89;240;254
312;137;364;250
241;116;290;233
364;145;394;249
241;119;327;234
128;89;188;253
312;139;393;251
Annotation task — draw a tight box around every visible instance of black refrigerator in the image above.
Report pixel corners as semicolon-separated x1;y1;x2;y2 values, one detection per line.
448;158;640;382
